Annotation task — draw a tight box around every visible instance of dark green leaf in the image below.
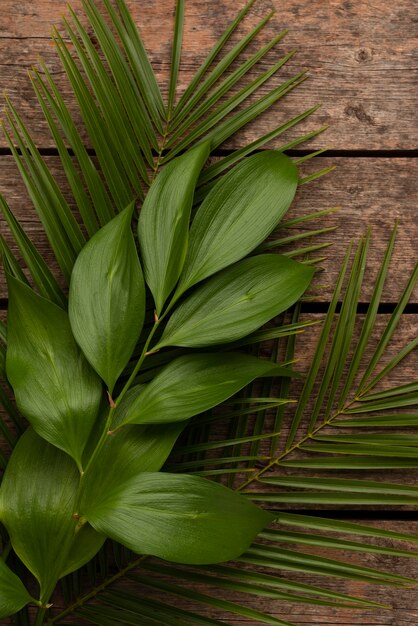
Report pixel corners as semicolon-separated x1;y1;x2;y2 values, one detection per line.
157;255;314;348
0;559;33;619
176;151;299;294
6;276;102;468
80;422;184;507
81;473;273;564
0;430;105;603
138;143;209;314
69;204;145;393
115;352;296;426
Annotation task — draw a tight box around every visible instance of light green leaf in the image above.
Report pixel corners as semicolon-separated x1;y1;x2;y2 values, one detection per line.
0;429;105;603
175;151;299;295
81;472;273;564
115;352;297;426
6;276;102;467
156;254;314;348
138;143;209;314
69;204;145;393
0;559;33;619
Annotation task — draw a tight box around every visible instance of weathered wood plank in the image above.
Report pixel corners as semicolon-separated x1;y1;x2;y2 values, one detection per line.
0;0;417;150
1;156;417;302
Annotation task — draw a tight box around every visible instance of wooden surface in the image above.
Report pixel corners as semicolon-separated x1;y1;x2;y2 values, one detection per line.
0;0;417;624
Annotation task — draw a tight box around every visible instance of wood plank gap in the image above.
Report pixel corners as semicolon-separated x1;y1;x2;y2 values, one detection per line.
1;148;418;158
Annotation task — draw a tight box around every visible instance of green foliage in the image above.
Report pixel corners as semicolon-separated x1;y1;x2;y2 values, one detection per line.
69;204;145;393
81;472;274;564
6;276;102;468
157;255;314;348
114;353;298;426
174;151;299;294
0;429;105;602
0;0;416;625
138;142;210;314
0;559;33;618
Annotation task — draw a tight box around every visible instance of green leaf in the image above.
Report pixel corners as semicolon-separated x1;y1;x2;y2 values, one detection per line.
115;352;296;426
0;559;33;619
0;430;105;602
69;204;145;393
6;276;102;468
81;472;273;564
80;422;184;508
156;254;314;349
138;143;210;314
175;151;299;294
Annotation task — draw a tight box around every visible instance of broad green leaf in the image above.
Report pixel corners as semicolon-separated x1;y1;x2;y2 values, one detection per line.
156;255;314;349
0;430;105;602
0;559;33;619
81;473;273;564
138;143;209;314
115;352;297;426
175;151;299;295
6;276;102;467
80;422;184;508
69;204;145;393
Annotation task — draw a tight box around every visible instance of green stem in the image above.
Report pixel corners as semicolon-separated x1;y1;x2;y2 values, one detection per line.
116;319;161;403
73;316;164;513
33;606;48;626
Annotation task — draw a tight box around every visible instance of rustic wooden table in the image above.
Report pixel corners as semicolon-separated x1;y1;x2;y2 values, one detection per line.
0;1;417;624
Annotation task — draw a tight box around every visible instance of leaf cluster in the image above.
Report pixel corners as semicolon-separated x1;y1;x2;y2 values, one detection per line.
0;0;416;625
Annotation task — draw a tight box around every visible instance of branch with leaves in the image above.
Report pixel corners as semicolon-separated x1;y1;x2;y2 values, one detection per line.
0;1;417;625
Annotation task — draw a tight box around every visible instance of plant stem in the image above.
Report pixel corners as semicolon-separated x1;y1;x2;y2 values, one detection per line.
115;319;161;404
33;606;48;626
237;398;358;492
73;314;165;513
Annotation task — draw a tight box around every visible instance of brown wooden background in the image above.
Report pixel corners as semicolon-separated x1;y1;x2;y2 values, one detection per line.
0;0;417;624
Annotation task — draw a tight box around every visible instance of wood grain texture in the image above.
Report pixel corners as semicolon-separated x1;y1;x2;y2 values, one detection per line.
0;0;417;150
1;156;417;302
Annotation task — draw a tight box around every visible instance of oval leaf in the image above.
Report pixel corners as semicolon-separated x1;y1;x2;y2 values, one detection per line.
69;204;145;393
156;254;314;349
80;422;184;508
0;560;33;619
115;352;292;426
176;151;298;294
81;472;273;564
0;429;105;602
6;276;102;467
138;142;210;314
